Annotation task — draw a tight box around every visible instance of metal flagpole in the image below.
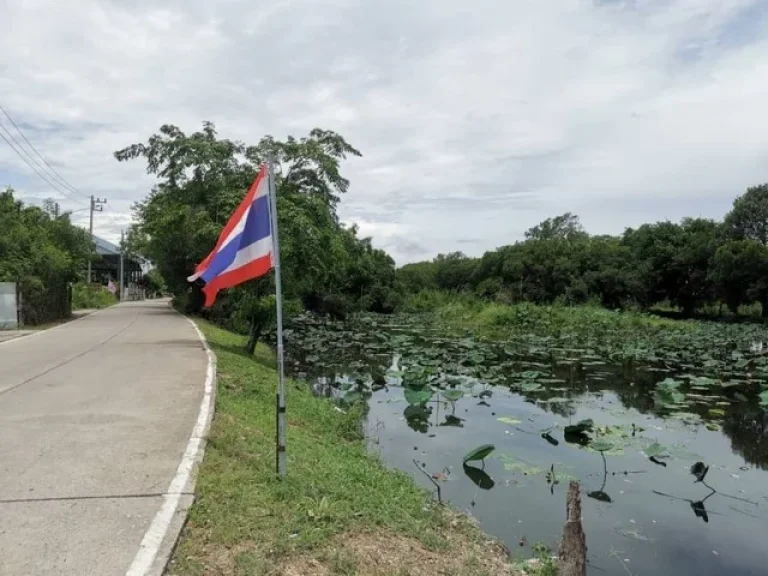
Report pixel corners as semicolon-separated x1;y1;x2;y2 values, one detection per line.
267;159;287;478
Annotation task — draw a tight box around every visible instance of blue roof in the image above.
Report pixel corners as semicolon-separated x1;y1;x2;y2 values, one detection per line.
93;236;150;271
94;236;120;256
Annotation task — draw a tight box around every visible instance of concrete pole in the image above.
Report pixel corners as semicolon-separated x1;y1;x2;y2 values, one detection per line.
119;230;125;301
87;195;94;284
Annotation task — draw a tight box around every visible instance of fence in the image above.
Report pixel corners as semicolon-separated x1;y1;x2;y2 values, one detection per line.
121;284;146;302
17;280;72;327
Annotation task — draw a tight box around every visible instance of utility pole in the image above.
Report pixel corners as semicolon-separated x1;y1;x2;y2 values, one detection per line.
54;202;60;219
119;229;125;301
87;195;107;284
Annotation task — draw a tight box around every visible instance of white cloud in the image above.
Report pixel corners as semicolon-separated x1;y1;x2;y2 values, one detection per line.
1;0;767;262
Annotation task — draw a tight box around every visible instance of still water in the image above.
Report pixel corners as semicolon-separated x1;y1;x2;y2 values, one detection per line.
285;316;768;575
367;383;768;575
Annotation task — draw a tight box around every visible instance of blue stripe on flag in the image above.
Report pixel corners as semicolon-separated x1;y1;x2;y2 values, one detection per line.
201;195;271;283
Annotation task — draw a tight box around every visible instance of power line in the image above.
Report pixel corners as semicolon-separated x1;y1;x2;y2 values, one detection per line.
0;107;109;258
0;118;88;206
0;110;70;193
0;104;88;199
0;124;87;206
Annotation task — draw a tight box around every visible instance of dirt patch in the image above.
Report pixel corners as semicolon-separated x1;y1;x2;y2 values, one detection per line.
281;517;521;576
177;512;535;576
182;541;260;575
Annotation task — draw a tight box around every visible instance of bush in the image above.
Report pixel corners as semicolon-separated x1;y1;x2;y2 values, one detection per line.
402;290;477;313
474;277;503;300
72;283;116;310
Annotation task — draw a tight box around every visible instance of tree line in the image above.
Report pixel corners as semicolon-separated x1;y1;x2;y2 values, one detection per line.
398;185;768;317
119;122;768;334
0;190;92;323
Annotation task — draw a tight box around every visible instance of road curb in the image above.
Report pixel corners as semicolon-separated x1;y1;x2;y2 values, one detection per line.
125;308;217;576
0;307;105;347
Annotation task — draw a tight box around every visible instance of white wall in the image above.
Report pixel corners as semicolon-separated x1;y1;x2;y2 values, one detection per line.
0;282;18;329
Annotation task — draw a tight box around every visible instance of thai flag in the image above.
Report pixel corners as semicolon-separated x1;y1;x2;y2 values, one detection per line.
188;164;274;307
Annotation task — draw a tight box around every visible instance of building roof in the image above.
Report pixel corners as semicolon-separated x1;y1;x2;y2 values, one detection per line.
94;236;121;256
93;235;151;272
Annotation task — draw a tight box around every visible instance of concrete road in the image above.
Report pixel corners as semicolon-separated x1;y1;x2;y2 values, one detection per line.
0;331;33;344
0;301;209;576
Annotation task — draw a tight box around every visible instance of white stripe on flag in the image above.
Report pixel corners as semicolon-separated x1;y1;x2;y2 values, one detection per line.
219;236;273;276
218;175;270;253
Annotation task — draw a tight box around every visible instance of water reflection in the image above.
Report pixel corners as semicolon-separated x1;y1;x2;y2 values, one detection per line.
462;464;495;489
441;414;465;427
722;409;768;469
652;461;760;525
587;452;613;504
403;404;431;433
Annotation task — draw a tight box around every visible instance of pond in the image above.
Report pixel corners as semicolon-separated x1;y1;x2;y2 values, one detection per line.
283;313;768;576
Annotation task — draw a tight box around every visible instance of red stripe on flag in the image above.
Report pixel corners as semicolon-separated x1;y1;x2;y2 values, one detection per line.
201;254;273;307
193;165;268;276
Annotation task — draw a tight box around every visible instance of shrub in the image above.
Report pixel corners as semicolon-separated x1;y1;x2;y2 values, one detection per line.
71;283;116;310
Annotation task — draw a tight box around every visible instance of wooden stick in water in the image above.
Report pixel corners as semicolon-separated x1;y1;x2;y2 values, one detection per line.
559;481;587;576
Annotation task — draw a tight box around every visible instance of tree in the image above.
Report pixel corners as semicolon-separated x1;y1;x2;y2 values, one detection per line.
622;219;719;315
675;218;720;315
433;252;477;291
142;268;166;296
725;184;768;245
710;240;768;313
525;213;586;241
397;261;438;293
0;188;93;324
115;122;397;341
245;129;361;209
574;236;642;308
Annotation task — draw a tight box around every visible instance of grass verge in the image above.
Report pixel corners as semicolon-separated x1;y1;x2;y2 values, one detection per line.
431;299;688;338
169;321;526;576
72;283;117;310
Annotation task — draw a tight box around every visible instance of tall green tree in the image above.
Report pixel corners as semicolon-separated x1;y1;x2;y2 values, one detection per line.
726;184;768;245
525;213;586;241
397;261;438;294
710;240;768;313
622;219;719;315
433;252;477;291
115;122;398;332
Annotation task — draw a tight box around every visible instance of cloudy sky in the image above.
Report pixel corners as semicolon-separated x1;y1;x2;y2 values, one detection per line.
1;0;767;263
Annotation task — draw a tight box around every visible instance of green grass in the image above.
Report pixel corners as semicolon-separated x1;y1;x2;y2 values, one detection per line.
71;283;117;310
399;297;768;371
431;298;690;339
170;321;520;575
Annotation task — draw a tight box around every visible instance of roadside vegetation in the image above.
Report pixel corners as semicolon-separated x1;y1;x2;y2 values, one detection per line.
71;283;117;310
0;190;92;325
115;123;401;352
398;187;768;320
169;321;526;576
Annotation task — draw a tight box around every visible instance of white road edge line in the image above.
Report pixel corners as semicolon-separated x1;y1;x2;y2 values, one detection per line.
125;315;216;576
0;307;104;347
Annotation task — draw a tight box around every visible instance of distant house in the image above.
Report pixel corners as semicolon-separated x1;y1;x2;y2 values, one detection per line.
91;236;148;288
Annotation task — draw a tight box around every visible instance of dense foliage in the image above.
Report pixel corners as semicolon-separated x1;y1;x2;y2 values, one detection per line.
71;283;116;310
0;189;92;323
116;123;401;343
399;186;768;317
118;122;768;327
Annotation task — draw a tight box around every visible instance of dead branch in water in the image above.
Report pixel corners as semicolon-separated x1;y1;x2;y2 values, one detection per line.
413;459;442;504
559;481;587;576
